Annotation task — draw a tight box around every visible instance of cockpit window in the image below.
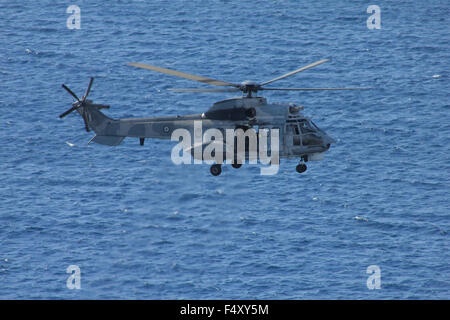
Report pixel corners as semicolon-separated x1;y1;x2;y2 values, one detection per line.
310;120;322;132
298;120;314;134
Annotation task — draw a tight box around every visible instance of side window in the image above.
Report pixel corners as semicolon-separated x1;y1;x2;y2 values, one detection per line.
292;124;301;145
287;124;299;135
285;124;300;146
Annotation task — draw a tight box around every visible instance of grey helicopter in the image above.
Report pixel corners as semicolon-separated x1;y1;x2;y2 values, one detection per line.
60;59;367;176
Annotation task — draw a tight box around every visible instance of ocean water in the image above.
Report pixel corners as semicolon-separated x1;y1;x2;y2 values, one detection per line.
0;0;448;299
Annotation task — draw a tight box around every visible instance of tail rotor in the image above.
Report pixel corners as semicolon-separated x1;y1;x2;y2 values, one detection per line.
60;77;110;132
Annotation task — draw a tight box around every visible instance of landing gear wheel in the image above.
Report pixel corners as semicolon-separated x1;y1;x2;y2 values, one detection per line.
296;163;307;173
210;164;222;176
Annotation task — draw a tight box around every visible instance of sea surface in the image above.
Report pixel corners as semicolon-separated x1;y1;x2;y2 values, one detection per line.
0;0;448;299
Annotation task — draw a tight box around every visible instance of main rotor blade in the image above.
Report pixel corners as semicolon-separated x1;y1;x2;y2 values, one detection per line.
83;77;94;101
59;105;78;118
62;84;80;101
127;62;239;87
261;87;371;91
168;88;241;93
260;59;330;86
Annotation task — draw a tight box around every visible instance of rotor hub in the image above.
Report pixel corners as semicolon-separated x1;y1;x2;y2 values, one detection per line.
240;81;261;97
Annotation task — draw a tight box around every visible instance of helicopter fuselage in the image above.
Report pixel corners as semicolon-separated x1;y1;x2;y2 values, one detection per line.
82;96;334;167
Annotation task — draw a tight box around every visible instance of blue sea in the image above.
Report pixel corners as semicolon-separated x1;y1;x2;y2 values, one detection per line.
0;0;448;299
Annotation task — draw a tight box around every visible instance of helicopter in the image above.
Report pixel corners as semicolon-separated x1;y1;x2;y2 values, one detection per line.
59;59;367;176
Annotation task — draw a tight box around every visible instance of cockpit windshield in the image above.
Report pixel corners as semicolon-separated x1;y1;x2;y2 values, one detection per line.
298;120;315;134
310;120;322;132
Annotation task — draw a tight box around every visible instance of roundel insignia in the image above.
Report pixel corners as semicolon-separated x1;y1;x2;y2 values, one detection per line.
163;126;170;133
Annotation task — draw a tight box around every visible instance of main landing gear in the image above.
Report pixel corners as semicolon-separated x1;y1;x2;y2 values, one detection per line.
210;159;308;176
210;164;222;176
296;163;307;173
210;162;240;176
296;155;308;173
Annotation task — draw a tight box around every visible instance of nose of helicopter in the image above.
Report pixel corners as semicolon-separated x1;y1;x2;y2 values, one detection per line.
322;134;336;150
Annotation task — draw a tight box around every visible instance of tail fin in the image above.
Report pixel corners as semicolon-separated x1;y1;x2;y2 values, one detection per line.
77;101;113;134
86;105;125;145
